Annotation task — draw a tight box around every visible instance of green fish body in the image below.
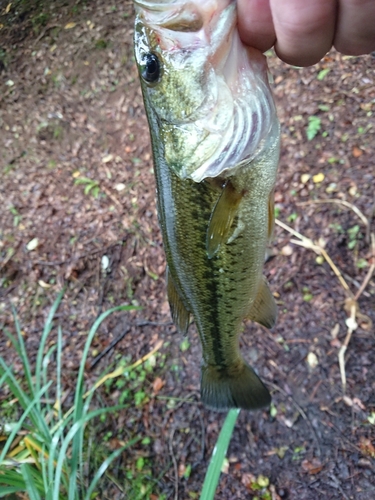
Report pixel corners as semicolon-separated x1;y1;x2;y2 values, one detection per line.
134;0;280;410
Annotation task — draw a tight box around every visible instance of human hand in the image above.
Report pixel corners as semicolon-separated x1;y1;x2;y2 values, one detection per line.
237;0;375;66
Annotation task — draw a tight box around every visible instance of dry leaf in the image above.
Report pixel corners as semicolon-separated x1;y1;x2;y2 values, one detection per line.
26;238;39;251
352;146;362;158
281;244;293;256
64;22;76;29
330;323;340;338
102;154;114;163
152;377;164;394
313;172;325;183
359;438;375;458
38;280;51;289
301;458;323;474
307;352;318;369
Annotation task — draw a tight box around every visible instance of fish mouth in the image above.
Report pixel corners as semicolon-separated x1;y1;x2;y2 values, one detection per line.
134;0;176;11
136;0;278;182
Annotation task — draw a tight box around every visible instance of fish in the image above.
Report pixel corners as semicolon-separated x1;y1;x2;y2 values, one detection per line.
134;0;280;410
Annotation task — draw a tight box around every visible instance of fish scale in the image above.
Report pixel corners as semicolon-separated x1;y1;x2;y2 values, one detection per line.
134;0;280;410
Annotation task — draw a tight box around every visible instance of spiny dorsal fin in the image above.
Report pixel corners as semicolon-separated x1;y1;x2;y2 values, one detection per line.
206;181;243;258
247;277;277;329
167;268;190;335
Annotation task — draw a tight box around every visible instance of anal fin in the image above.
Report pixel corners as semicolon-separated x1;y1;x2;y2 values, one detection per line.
247;277;277;329
167;268;190;335
206;181;243;258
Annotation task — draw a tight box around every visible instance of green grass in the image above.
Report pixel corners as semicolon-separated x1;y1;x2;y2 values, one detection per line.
0;291;143;499
0;290;267;499
200;409;240;500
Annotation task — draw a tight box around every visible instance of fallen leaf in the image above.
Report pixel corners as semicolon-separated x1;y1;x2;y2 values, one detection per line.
343;396;353;407
325;183;337;193
301;458;323;474
359;438;375;458
64;22;76;29
330;323;340;338
38;280;51;289
26;238;39;251
313;172;325;183
221;457;229;474
281;244;293;256
102;154;113;163
352;397;366;411
300;174;310;184
352;147;362;158
152;377;164;394
307;352;318;369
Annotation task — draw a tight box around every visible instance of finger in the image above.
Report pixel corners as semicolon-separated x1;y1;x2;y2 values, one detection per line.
270;0;336;66
334;0;375;55
237;0;276;53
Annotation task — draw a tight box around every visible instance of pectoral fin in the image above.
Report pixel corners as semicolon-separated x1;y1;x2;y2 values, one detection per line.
247;277;277;329
206;181;243;258
167;268;190;335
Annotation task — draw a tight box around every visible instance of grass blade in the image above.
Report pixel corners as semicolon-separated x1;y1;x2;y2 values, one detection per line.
20;464;42;500
84;437;141;500
200;409;240;500
0;382;51;464
70;305;140;494
35;290;65;413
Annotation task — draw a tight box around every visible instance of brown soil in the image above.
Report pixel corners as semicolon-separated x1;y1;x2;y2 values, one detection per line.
1;1;374;499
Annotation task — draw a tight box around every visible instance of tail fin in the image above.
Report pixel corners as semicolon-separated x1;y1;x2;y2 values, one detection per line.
201;361;271;411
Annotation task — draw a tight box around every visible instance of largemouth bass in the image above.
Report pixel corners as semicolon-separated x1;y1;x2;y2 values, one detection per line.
134;0;280;410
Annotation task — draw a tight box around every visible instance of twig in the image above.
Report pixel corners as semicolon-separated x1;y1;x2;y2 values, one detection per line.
89;319;171;369
276;219;353;297
101;185;124;211
297;199;368;227
366;200;375;243
338;302;357;392
354;233;375;301
34;23;60;44
85;339;164;393
89;324;131;370
276;217;375;394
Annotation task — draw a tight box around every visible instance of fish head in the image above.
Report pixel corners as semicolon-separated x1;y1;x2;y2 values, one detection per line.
134;0;278;182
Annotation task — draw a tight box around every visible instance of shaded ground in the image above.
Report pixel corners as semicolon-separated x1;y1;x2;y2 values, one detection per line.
1;1;374;499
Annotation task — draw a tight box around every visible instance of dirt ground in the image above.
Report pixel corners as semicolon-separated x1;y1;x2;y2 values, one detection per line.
0;1;374;499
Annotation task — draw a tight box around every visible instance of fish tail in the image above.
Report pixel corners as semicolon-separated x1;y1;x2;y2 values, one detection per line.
201;360;271;411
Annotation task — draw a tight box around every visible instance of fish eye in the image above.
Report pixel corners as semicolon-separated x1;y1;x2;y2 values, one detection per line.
141;53;161;84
